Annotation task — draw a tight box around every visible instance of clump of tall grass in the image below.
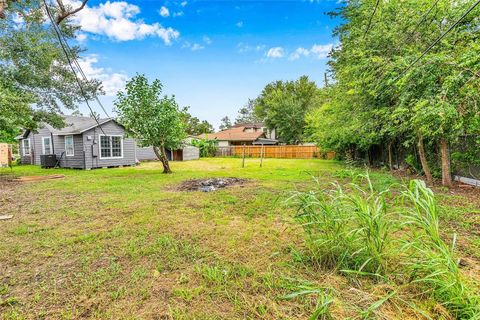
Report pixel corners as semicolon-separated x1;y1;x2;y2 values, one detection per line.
402;180;480;319
290;174;395;276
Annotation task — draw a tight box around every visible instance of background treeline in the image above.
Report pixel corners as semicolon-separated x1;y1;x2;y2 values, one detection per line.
229;0;479;187
306;0;480;187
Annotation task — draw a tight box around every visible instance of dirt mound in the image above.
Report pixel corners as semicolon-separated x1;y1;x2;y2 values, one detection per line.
177;177;249;192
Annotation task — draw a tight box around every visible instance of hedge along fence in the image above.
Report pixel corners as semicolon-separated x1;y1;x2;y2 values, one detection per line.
216;145;336;159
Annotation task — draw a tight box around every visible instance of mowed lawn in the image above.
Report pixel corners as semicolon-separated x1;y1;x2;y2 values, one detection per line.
0;158;479;319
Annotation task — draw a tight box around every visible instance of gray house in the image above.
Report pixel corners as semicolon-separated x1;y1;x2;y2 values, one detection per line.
16;116;136;169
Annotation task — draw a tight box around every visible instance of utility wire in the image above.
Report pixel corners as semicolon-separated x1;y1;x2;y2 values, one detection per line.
43;0;110;118
367;0;442;91
377;0;480;98
364;0;381;38
56;32;111;118
42;0;106;135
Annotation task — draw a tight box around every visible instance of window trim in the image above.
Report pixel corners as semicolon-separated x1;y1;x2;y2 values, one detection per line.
99;134;124;159
65;135;74;157
22;138;31;156
42;136;53;155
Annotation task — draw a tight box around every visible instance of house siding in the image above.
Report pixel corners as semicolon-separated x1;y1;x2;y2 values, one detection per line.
55;134;86;169
19;128;53;165
136;145;157;161
183;146;200;161
83;121;136;169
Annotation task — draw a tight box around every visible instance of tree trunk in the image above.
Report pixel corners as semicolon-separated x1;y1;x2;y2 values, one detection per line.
439;137;452;187
153;146;172;174
417;136;433;185
388;142;393;171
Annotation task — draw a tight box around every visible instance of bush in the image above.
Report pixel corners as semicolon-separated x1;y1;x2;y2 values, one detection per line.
191;138;218;157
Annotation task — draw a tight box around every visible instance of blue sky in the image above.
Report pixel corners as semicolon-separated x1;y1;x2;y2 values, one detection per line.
73;0;342;129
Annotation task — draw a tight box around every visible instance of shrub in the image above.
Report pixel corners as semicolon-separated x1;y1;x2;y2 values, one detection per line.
191;138;218;157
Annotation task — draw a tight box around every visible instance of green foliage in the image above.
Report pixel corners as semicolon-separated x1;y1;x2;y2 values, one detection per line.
402;180;480;319
184;112;214;136
218;116;232;131
115;74;187;173
291;174;480;319
306;0;480;173
115;74;187;151
290;174;394;276
191;138;218;157
235;99;261;124
0;1;100;142
254;75;320;144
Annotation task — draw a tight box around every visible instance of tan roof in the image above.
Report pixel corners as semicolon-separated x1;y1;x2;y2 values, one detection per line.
198;126;265;142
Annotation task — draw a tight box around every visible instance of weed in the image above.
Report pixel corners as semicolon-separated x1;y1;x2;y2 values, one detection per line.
402;180;480;319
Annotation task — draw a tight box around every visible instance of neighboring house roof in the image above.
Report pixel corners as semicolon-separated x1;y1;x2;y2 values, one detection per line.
197;125;265;142
15;116;119;139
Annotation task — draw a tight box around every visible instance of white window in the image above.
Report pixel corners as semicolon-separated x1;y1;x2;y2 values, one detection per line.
65;135;74;157
99;135;123;159
42;137;53;155
22;139;31;156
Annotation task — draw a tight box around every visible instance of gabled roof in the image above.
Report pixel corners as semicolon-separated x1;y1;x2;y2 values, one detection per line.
197;125;265;142
47;116;115;135
16;116;118;139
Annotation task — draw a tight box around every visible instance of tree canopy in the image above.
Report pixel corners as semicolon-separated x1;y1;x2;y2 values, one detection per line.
306;0;480;186
254;75;320;144
115;74;187;173
0;0;100;143
184;112;214;136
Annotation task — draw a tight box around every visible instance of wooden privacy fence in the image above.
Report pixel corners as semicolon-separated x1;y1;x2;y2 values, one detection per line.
216;145;335;160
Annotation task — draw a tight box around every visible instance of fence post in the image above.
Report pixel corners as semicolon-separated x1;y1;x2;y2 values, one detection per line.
260;144;264;167
242;144;245;168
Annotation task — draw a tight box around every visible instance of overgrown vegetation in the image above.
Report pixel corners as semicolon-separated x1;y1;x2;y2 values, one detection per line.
306;0;480;187
290;173;480;319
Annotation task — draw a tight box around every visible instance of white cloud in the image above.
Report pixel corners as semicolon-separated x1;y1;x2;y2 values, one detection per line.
236;21;243;28
180;1;188;7
76;33;88;43
289;47;309;60
78;54;128;96
289;43;333;60
191;43;204;51
173;11;184;17
67;0;179;44
159;6;170;17
203;36;212;44
310;43;333;58
237;43;265;53
266;47;284;58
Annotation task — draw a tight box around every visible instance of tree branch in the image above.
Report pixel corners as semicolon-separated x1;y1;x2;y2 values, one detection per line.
55;0;88;25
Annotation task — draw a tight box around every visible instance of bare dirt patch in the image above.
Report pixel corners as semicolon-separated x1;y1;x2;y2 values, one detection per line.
176;177;249;192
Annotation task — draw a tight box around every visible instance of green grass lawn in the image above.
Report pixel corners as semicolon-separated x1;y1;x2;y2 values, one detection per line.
0;158;478;319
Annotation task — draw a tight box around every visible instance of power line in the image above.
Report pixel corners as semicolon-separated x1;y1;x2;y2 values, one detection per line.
368;0;442;90
42;0;106;135
364;0;381;38
43;0;110;119
378;0;480;98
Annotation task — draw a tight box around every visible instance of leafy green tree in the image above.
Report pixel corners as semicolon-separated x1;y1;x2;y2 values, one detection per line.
307;0;480;186
235;99;261;124
184;112;214;135
0;0;100;143
115;74;187;174
254;76;319;144
219;116;232;131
